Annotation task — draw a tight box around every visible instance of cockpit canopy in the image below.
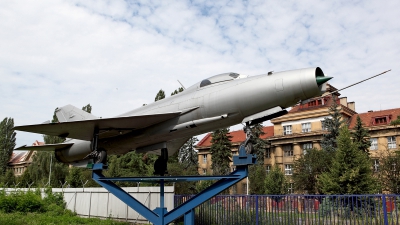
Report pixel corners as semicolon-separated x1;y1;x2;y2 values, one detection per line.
199;72;247;88
184;72;248;93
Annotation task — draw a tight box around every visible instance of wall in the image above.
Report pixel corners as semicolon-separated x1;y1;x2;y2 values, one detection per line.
4;186;174;224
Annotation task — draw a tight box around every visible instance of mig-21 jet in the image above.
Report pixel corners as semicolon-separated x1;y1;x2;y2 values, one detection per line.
15;67;331;175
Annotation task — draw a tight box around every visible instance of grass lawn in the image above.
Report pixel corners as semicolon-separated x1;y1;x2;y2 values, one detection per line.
0;211;132;225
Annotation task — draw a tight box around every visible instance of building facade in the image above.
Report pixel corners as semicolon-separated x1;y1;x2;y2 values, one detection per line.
195;84;399;194
8;140;42;176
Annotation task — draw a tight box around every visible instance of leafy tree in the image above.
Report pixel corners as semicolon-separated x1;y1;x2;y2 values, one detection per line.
66;167;83;188
248;124;269;194
390;115;400;126
378;149;400;194
0;117;16;175
248;165;267;194
264;165;288;195
4;169;16;187
351;115;370;155
18;167;34;188
292;148;331;194
210;128;232;175
171;87;184;96
168;162;198;194
321;96;343;153
319;126;378;194
81;104;92;113
154;89;166;102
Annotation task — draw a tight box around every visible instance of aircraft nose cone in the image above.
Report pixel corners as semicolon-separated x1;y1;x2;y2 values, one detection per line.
316;76;332;86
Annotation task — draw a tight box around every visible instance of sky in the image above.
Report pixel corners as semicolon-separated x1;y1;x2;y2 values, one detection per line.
1;0;399;147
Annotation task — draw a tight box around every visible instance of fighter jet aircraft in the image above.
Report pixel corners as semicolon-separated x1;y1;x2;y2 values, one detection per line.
15;67;332;175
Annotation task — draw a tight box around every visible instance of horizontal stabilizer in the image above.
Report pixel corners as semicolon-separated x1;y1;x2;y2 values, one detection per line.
15;143;74;151
14;112;182;141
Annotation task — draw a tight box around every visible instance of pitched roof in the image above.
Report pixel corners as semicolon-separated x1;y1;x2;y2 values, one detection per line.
196;126;274;148
8;140;43;165
349;108;400;128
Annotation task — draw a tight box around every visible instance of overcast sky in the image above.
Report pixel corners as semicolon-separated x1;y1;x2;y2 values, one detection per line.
1;0;399;147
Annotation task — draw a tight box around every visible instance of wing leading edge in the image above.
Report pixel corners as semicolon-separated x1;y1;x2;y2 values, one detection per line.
14;112;182;141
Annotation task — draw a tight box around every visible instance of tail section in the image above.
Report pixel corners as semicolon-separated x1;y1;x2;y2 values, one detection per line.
55;104;98;122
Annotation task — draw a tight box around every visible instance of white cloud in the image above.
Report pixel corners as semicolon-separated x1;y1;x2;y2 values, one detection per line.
0;0;399;146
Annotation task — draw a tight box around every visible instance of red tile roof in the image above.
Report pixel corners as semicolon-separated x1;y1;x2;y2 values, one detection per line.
196;126;274;148
349;108;400;128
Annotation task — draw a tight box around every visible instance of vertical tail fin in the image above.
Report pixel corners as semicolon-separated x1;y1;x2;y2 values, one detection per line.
56;104;98;122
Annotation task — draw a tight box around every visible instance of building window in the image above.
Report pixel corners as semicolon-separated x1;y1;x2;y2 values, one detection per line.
265;149;271;158
285;164;293;175
388;136;397;149
202;169;207;175
283;125;292;135
288;183;294;194
370;138;378;150
373;159;379;172
303;143;313;154
266;165;271;174
302;122;311;133
203;155;207;164
283;145;293;157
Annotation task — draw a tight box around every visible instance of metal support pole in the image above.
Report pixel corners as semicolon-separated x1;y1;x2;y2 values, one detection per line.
382;194;389;225
184;209;195;225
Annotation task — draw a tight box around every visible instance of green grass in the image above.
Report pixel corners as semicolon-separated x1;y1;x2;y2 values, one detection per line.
0;211;131;225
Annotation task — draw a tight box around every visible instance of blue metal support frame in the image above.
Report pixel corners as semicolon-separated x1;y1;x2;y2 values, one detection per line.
91;145;255;225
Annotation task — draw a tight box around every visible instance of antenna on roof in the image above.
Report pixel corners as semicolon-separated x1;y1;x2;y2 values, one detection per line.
177;80;186;90
331;69;391;94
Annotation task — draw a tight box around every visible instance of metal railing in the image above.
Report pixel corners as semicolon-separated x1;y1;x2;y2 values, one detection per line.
175;194;400;225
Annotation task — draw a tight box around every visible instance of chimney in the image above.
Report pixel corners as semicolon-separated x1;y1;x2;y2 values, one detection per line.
347;102;355;111
339;97;347;106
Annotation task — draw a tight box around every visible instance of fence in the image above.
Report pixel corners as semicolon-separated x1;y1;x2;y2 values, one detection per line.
4;186;174;224
175;194;400;225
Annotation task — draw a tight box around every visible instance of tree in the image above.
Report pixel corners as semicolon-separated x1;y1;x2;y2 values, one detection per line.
321;96;343;153
210;128;232;175
292;148;331;194
66;167;83;188
4;169;16;187
390;115;400;126
250;124;269;164
154;89;166;102
378;149;400;193
248;124;269;194
0;117;16;175
178;137;199;169
171;87;184;96
319;126;378;194
249;165;267;194
351;115;371;155
264;165;288;195
81;104;92;113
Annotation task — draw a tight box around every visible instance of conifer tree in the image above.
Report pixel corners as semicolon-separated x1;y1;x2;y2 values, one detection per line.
178;137;199;168
154;89;166;101
319;126;378;194
250;123;269;164
321;95;343;153
0;117;16;175
351;115;370;155
264;165;288;195
210;128;232;175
